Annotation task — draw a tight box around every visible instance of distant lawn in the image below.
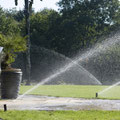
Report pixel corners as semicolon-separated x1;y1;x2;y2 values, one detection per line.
20;85;120;99
0;110;120;120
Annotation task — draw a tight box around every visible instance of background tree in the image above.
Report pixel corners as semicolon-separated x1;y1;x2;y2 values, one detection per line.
55;0;120;56
30;9;60;49
5;9;25;22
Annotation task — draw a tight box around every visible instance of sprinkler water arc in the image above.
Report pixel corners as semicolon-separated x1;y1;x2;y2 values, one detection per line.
18;30;120;99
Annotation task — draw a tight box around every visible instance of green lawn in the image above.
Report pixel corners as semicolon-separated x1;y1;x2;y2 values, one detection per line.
20;85;120;99
0;110;120;120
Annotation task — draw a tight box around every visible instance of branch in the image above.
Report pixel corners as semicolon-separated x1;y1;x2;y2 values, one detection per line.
15;0;18;6
29;0;33;11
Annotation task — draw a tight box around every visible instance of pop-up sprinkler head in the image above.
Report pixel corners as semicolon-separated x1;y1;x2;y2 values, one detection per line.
4;104;7;112
96;93;98;98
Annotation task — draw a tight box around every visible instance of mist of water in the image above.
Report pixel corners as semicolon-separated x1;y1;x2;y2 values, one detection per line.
18;61;78;99
75;31;120;62
18;30;120;99
42;48;101;84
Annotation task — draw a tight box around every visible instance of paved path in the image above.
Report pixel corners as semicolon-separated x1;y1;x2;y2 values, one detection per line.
0;95;120;111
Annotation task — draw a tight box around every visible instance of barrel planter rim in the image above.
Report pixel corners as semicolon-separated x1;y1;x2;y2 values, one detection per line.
2;68;22;73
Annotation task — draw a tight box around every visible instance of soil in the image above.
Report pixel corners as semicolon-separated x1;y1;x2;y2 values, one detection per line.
0;95;120;111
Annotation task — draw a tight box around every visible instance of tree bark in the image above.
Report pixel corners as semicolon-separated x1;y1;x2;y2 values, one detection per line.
24;0;31;85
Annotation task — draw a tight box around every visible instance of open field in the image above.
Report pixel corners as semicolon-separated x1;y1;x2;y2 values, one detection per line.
0;110;120;120
20;85;120;99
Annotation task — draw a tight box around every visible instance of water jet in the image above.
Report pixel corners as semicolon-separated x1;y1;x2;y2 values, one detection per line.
98;81;120;96
30;47;101;85
18;29;120;99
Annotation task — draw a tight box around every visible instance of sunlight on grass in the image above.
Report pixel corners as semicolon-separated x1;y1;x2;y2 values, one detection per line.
98;86;120;99
19;85;120;99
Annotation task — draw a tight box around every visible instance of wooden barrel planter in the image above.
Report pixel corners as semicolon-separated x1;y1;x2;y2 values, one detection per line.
1;69;22;99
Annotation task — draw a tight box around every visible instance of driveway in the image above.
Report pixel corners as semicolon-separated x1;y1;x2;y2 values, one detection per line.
0;95;120;111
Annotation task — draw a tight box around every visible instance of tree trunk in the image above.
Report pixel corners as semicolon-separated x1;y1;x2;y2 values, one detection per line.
24;0;31;85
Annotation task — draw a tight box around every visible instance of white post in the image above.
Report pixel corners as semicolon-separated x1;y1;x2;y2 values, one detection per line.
0;46;3;73
0;47;3;53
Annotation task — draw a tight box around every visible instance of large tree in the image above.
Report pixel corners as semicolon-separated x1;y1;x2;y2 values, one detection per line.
58;0;120;25
53;0;120;56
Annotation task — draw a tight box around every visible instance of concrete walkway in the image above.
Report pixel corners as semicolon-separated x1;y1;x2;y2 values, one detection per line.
0;95;120;111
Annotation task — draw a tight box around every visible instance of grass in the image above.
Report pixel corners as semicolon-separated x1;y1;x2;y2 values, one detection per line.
2;85;120;120
20;85;120;99
0;110;120;120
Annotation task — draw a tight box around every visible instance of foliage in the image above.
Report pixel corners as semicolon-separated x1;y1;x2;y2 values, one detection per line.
5;8;25;22
0;7;26;68
0;11;20;35
55;0;120;55
58;0;120;24
0;34;26;66
27;0;120;56
30;9;60;49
